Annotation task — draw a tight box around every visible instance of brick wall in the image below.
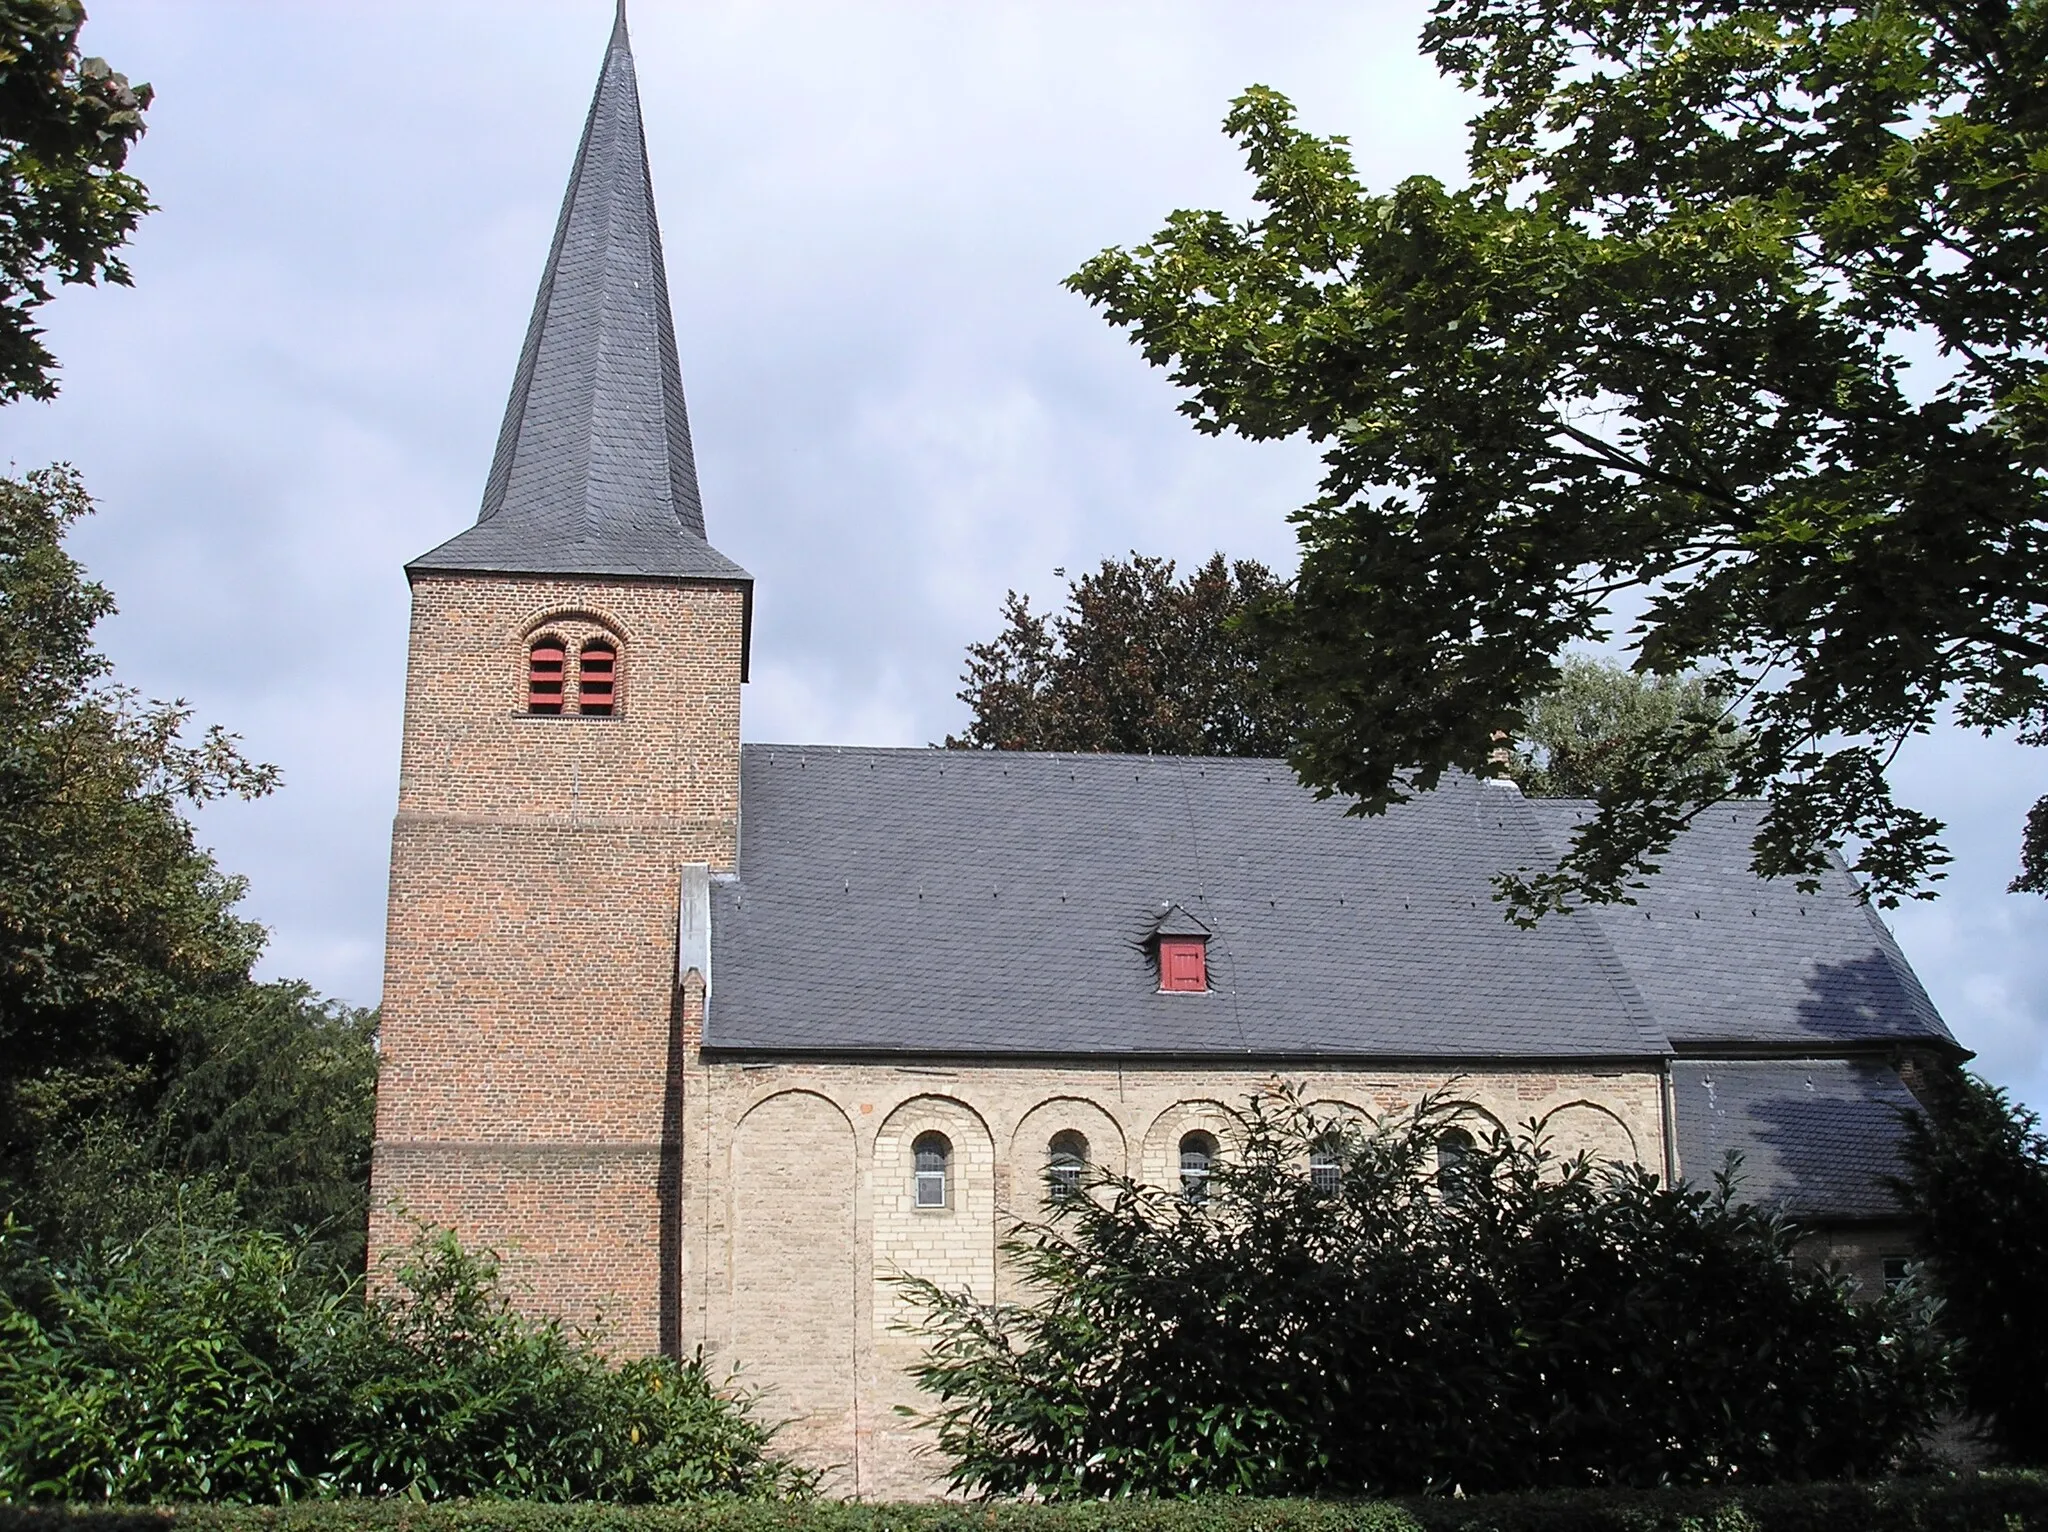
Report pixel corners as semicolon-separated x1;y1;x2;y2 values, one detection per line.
370;571;745;1352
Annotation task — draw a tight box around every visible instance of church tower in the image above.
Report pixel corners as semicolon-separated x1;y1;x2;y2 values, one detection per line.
369;5;747;1351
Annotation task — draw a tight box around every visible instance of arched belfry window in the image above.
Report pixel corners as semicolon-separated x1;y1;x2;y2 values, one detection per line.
1179;1130;1217;1203
913;1131;951;1209
528;639;566;714
578;641;616;716
1048;1129;1089;1202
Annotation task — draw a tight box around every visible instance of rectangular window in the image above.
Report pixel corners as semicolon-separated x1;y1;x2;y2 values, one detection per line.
1159;939;1207;992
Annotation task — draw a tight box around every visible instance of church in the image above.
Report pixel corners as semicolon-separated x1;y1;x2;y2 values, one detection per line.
368;8;1962;1499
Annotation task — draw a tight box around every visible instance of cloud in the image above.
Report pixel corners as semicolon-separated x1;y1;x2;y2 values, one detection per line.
8;0;2041;1116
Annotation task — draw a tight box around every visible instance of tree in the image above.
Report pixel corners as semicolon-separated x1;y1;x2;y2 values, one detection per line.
1067;0;2048;922
946;552;1295;755
0;467;278;1193
1892;1070;2048;1464
903;1091;1945;1498
0;0;153;401
1505;656;1739;800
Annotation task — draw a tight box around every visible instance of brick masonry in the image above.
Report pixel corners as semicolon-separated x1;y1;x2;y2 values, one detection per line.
371;571;743;1353
372;566;1907;1500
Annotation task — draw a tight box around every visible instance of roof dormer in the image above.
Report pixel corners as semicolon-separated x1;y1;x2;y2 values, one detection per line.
1151;902;1211;993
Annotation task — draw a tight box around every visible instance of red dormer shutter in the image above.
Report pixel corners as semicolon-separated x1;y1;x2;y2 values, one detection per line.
1159;938;1207;992
528;642;565;713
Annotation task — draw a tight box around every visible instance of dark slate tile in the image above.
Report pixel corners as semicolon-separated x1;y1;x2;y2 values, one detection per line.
1671;1058;1920;1220
409;10;748;587
1525;801;1952;1049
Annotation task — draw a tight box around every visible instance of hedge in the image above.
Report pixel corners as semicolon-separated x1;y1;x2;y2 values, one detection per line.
3;1478;2047;1532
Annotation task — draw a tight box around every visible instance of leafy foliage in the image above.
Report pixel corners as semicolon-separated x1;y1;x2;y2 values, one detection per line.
947;553;1295;756
6;1481;2048;1532
902;1091;1945;1499
1067;0;2048;920
1893;1069;2048;1465
15;986;379;1275
0;467;320;1223
0;468;374;1277
0;1221;809;1503
0;0;153;401
1503;657;1739;800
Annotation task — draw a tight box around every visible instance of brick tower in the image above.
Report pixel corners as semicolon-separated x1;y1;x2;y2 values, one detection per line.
368;4;748;1352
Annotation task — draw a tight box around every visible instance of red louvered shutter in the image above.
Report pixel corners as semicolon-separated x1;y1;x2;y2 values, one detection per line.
528;642;565;713
1160;939;1207;992
579;642;616;715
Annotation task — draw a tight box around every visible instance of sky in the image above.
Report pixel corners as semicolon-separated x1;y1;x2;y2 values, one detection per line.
5;1;2043;1115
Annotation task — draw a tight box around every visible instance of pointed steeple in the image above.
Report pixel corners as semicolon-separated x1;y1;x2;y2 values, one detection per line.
411;4;747;585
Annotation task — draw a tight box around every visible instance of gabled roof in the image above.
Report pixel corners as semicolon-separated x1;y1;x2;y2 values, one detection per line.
707;748;1668;1058
1151;903;1211;940
706;750;1955;1062
410;4;749;588
1524;800;1951;1051
1671;1059;1918;1221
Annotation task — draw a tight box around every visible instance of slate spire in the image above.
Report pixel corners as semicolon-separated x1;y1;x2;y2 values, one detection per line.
411;4;748;584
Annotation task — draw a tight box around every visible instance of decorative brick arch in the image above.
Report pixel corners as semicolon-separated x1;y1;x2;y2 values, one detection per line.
1537;1098;1641;1165
1142;1098;1242;1190
509;609;630;715
870;1094;998;1487
726;1089;857;1477
1009;1095;1127;1214
1438;1098;1509;1140
515;604;636;645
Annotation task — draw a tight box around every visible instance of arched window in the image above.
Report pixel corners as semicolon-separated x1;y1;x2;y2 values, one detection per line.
1047;1129;1089;1202
1310;1136;1343;1197
1437;1127;1476;1204
913;1131;951;1209
1179;1130;1217;1204
528;639;566;713
577;641;616;716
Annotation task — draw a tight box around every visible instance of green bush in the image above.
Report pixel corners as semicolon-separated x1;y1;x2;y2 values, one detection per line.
0;1220;807;1503
903;1090;1949;1498
1893;1069;2048;1464
1;1478;2046;1532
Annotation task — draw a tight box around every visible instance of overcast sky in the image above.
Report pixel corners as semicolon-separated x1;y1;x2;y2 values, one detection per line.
7;1;2043;1115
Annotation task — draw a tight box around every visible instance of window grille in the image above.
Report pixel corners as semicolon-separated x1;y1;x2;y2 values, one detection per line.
578;641;616;715
1179;1131;1217;1203
1310;1138;1343;1196
528;640;566;713
913;1131;951;1209
1048;1129;1089;1202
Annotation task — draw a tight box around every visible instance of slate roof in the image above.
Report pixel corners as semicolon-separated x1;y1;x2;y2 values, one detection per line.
708;750;1955;1062
1671;1059;1919;1220
708;748;1670;1057
1524;800;1951;1051
410;5;749;587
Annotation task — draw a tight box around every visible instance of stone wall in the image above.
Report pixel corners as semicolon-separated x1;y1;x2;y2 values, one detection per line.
677;1054;1668;1498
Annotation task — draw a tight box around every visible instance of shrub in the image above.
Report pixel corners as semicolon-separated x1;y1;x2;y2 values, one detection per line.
902;1090;1948;1499
1893;1069;2048;1464
3;1477;2048;1532
0;1219;807;1503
